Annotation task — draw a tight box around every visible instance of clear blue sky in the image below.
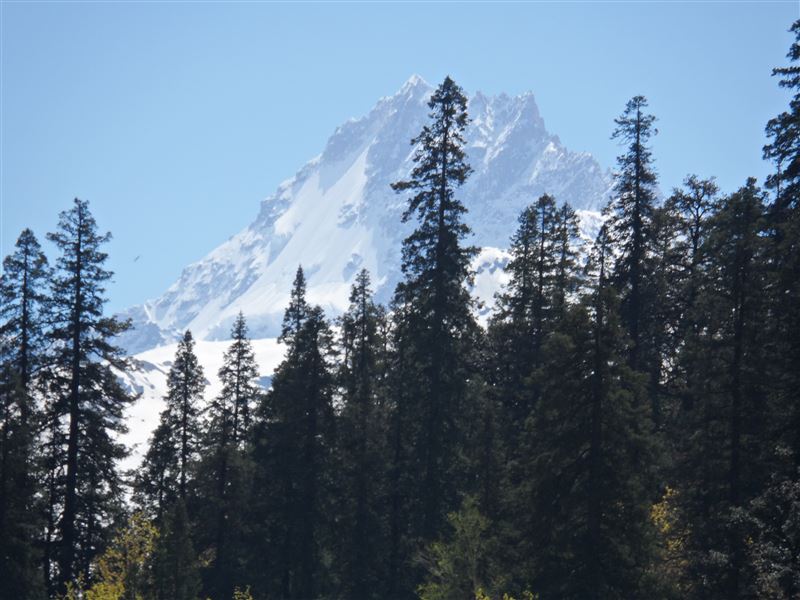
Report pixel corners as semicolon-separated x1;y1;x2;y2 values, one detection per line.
1;1;796;313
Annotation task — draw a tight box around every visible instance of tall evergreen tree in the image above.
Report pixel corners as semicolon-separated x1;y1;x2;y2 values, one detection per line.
488;195;569;432
199;313;259;599
674;180;770;597
485;200;585;575
390;75;478;548
137;331;205;598
732;22;800;600
641;204;682;424
136;420;178;523
1;228;50;390
250;267;336;599
384;295;417;598
552;201;584;318
764;20;800;211
163;330;206;502
763;20;800;472
664;175;719;415
335;269;389;599
45;198;134;592
41;390;66;597
0;228;49;598
510;225;658;598
216;313;259;448
605;96;659;372
666;176;719;324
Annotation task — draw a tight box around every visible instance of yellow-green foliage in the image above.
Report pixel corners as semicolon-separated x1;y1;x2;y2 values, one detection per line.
651;487;682;553
85;512;159;600
58;575;87;600
232;586;254;600
418;497;501;600
649;486;689;595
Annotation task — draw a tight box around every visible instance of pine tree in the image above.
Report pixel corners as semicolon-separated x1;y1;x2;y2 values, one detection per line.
280;266;310;347
664;176;719;417
674;180;770;597
763;20;800;474
336;269;389;599
0;228;49;598
509;225;658;598
552;202;584;319
641;204;682;424
136;332;204;596
605;96;658;372
0;228;50;390
764;20;800;211
41;391;67;597
135;330;207;526
163;330;206;501
729;21;800;600
488;195;566;433
384;295;418;598
249;267;336;599
199;314;259;599
217;313;259;448
390;75;478;546
135;421;177;523
45;198;134;592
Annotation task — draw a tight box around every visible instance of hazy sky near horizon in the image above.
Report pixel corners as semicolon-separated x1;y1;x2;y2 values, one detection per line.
1;1;796;313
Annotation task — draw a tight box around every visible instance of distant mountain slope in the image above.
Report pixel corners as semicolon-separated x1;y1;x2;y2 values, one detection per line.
118;75;611;354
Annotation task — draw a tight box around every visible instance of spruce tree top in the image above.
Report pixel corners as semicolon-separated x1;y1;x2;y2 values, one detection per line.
0;228;50;388
166;330;205;397
604;96;659;288
392;76;476;282
48;198;114;315
281;266;309;346
609;96;658;212
47;198;130;365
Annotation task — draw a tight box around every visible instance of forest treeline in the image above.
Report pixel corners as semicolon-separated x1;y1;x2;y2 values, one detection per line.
2;21;799;600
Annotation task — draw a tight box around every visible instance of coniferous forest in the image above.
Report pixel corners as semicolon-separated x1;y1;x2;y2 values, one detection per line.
2;20;800;600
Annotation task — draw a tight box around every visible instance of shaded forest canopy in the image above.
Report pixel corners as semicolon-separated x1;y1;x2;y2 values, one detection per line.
2;20;800;600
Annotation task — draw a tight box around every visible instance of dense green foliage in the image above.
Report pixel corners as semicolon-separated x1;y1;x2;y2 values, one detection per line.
2;25;800;598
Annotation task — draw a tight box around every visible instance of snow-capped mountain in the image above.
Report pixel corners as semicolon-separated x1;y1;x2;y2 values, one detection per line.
118;75;612;355
117;75;612;467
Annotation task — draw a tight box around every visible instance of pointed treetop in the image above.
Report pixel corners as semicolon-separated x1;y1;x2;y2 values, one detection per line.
0;227;50;389
585;224;613;292
427;76;470;124
232;311;248;339
351;268;372;299
612;96;657;144
2;228;49;277
280;265;311;345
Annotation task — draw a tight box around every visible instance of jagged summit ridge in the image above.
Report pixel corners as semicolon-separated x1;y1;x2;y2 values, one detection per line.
118;76;612;353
